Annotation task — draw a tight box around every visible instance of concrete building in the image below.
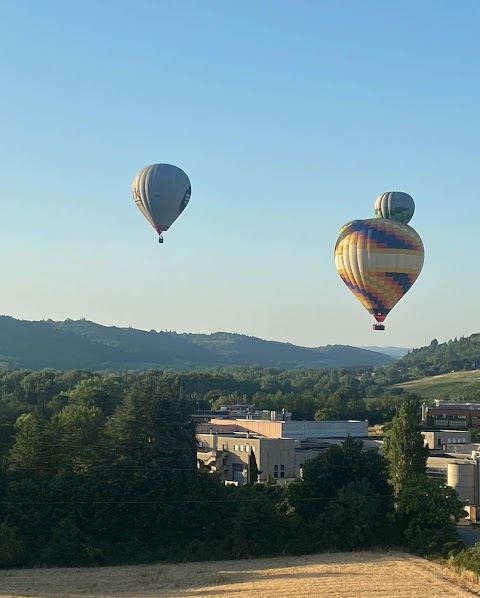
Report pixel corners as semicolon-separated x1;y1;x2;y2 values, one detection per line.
422;401;480;429
422;430;471;450
198;431;298;484
196;417;368;485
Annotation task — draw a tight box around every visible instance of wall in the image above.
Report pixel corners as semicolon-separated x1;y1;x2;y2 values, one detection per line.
197;434;297;483
423;430;471;449
210;419;284;438
282;420;368;440
209;418;368;440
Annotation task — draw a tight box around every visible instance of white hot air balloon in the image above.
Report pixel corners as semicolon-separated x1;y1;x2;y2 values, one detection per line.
132;163;191;243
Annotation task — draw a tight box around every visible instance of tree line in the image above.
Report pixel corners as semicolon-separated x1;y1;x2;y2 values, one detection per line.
0;365;410;441
0;370;466;567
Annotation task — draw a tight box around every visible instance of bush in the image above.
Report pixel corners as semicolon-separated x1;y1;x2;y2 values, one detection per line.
0;522;26;567
42;518;103;567
454;545;480;575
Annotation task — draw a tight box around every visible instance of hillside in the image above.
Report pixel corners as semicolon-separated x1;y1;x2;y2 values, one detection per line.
362;345;410;358
0;316;393;371
398;335;480;376
394;370;480;401
0;552;475;597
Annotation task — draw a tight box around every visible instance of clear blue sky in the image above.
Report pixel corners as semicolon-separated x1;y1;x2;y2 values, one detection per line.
1;0;478;350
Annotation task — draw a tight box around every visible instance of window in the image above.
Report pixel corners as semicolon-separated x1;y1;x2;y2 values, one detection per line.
234;445;239;451
280;471;285;478
274;465;279;471
239;446;244;452
274;471;279;479
280;464;285;471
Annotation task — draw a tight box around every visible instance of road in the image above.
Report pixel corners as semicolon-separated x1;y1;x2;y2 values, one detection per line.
457;524;480;547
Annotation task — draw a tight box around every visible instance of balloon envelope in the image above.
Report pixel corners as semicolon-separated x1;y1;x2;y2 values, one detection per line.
334;218;424;323
374;191;415;224
132;164;191;236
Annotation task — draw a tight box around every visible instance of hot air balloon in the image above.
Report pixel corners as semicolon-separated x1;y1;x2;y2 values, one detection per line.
334;218;424;330
374;191;415;224
132;163;191;243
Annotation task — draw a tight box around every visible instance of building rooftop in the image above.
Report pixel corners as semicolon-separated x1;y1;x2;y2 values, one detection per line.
432;401;480;410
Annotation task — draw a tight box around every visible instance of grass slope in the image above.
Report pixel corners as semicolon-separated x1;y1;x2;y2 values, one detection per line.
0;552;477;598
394;370;480;401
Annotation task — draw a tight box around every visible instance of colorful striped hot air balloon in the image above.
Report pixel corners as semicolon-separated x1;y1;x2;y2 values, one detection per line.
334;218;424;330
132;163;191;243
374;191;415;224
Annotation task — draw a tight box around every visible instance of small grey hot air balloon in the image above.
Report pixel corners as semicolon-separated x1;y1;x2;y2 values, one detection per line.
132;163;191;243
374;191;415;224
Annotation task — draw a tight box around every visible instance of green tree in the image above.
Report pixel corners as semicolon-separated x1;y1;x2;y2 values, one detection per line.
106;375;197;470
67;376;124;415
50;404;106;472
0;522;26;566
288;436;392;527
228;485;288;558
247;450;260;484
383;396;428;495
394;475;465;555
324;477;391;550
7;413;52;476
42;518;103;566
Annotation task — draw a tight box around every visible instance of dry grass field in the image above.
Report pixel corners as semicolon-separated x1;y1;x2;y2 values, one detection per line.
1;551;480;598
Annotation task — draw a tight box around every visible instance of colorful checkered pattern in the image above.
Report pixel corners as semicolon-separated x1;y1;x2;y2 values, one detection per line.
334;218;424;322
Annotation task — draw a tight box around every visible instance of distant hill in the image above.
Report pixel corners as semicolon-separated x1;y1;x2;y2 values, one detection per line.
0;316;393;371
362;346;410;358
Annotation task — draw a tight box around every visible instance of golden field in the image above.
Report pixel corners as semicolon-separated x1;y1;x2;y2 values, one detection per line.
1;551;480;598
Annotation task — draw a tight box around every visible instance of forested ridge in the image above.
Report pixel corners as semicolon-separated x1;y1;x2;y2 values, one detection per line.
2;316;480;381
396;335;480;377
0;316;392;370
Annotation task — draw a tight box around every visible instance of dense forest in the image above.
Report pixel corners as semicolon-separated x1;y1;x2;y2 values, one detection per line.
0;316;393;370
0;365;409;449
0;373;464;568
